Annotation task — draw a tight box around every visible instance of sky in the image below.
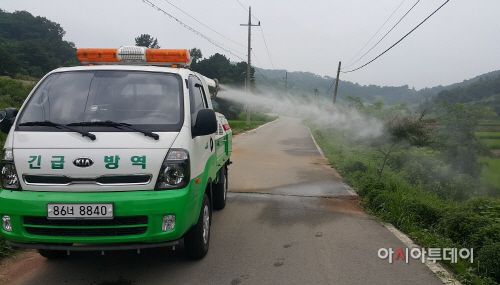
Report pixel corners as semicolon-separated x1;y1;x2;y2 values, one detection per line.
2;0;500;90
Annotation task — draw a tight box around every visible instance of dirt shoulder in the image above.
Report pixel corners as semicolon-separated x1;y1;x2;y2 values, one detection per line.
0;250;45;285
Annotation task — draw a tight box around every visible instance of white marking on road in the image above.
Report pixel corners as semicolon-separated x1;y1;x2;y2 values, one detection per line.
343;183;357;195
238;119;279;136
307;127;326;159
384;224;462;285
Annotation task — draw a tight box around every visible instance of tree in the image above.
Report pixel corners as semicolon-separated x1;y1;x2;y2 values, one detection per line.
190;51;255;89
0;10;78;77
189;48;202;65
433;102;495;178
372;111;434;177
134;34;160;49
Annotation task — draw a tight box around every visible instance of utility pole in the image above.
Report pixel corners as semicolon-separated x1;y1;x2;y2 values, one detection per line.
333;61;341;105
284;71;288;95
240;6;260;125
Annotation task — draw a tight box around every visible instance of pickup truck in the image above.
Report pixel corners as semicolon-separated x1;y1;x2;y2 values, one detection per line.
0;46;232;259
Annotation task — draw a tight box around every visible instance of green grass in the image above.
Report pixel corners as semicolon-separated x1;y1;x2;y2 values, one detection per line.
479;120;500;126
475;131;500;149
479;158;500;189
476;132;500;138
228;112;278;135
482;139;500;149
228;120;272;135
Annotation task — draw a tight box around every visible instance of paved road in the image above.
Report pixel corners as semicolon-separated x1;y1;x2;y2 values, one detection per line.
5;116;444;285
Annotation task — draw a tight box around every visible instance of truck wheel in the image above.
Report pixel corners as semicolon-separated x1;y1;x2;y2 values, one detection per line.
184;193;211;259
38;249;66;259
213;165;227;210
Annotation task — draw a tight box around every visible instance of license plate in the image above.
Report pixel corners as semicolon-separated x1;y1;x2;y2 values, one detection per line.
47;203;113;219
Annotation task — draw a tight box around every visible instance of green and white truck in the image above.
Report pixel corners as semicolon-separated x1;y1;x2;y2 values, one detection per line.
0;46;232;259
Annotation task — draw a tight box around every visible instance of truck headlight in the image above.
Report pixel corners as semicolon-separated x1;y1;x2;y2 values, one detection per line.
162;215;175;232
1;149;21;191
155;149;190;190
2;216;12;232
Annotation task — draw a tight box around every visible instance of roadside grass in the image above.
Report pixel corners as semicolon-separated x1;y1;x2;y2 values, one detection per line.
228;120;271;135
0;238;15;259
310;125;500;285
228;112;278;135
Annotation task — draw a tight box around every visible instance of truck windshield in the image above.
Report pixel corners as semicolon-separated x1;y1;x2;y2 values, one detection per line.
18;70;184;132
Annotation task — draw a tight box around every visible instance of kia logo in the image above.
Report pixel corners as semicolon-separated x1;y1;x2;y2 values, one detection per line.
73;157;94;168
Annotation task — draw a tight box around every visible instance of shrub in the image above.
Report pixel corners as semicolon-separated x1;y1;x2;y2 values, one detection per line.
358;181;386;197
477;243;500;283
405;197;445;229
465;197;500;218
343;161;368;174
470;224;500;249
439;211;491;245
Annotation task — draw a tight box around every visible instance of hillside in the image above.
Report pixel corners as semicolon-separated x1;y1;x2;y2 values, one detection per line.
0;9;78;78
254;67;500;106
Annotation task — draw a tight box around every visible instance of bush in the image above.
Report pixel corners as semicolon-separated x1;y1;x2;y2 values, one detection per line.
470;224;500;249
358;181;386;197
465;197;500;218
439;211;491;245
343;161;368;174
405;197;445;229
477;243;500;282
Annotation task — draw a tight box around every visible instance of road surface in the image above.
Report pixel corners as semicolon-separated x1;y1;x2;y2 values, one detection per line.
0;116;445;285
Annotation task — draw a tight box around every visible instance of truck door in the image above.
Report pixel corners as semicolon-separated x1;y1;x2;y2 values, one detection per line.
188;76;215;182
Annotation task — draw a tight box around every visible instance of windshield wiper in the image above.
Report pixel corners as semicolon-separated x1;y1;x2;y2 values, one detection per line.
67;121;159;140
19;120;96;141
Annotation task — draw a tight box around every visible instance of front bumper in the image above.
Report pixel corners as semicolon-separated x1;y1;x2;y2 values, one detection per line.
0;184;201;246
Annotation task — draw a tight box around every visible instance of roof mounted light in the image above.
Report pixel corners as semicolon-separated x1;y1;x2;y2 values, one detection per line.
77;46;191;67
76;49;119;63
117;46;147;62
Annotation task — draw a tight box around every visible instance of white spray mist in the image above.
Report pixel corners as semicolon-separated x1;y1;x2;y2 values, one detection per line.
216;86;384;139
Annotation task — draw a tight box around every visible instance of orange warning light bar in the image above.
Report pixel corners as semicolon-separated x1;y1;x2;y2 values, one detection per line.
146;49;190;64
77;49;118;63
77;46;191;67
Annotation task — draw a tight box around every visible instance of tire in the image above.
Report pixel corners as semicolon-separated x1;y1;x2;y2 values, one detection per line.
38;249;66;259
213;165;228;210
184;193;211;259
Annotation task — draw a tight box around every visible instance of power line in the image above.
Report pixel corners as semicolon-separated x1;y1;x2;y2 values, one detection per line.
343;0;420;70
235;0;260;22
162;0;246;49
324;77;337;95
342;0;449;74
251;51;281;91
234;1;276;69
235;1;283;91
140;0;246;61
344;0;406;68
259;26;276;71
251;51;282;93
254;67;284;95
234;1;281;84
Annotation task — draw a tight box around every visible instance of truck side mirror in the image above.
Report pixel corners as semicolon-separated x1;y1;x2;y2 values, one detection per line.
192;109;217;138
0;108;19;134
